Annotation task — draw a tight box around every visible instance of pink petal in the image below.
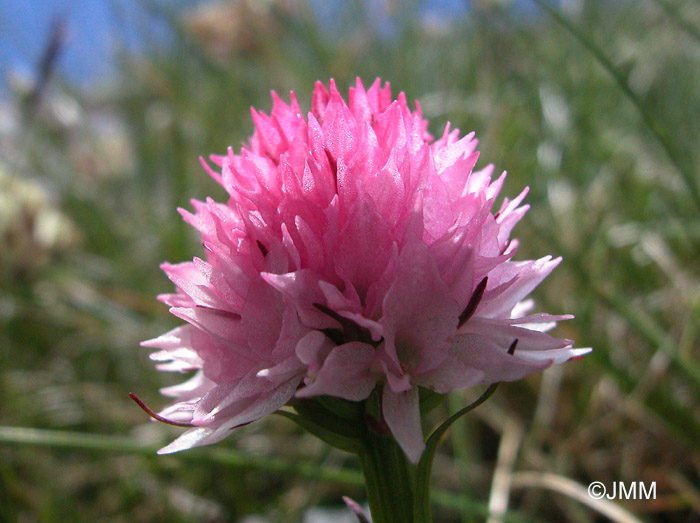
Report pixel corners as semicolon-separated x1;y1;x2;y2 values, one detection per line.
452;333;551;383
193;371;303;428
240;279;284;356
382;386;424;463
157;427;227;455
334;188;395;297
461;317;572;352
478;256;561;319
261;270;339;330
417;356;485;394
296;342;377;401
380;239;460;375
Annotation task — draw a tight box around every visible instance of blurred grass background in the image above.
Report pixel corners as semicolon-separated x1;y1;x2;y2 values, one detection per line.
1;0;699;521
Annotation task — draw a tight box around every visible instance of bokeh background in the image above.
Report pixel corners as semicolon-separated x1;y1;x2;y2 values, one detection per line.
1;0;699;521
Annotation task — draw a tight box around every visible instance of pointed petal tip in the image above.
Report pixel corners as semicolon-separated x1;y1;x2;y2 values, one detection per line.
342;496;371;523
406;441;426;464
568;347;593;360
156;440;189;455
156;427;217;455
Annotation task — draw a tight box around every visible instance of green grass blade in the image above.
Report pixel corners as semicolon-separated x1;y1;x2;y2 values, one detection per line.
650;0;700;44
529;0;700;212
0;425;363;485
0;425;524;518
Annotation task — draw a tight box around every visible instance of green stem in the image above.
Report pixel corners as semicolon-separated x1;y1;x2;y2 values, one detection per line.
414;384;499;522
359;428;415;523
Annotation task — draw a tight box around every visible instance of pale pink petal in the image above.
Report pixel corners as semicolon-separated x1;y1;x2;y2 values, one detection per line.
417;356;485;394
334;188;395;297
160;371;211;399
380;239;460;375
319;280;384;340
158;427;225;455
193;371;303;428
461;318;573;352
240;279;284;356
212;376;302;429
516;346;592;364
382;386;424;464
261;270;339;330
294;330;333;368
296;342;376;401
452;333;551;383
477;256;562;319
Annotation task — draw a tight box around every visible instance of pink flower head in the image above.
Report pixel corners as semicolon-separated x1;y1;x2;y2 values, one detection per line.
142;79;590;462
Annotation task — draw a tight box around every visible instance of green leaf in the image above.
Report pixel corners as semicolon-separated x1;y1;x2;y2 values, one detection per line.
277;399;364;454
413;383;499;523
317;395;366;422
418;387;446;415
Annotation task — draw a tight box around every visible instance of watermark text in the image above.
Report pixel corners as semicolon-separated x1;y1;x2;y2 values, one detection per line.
588;481;656;500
